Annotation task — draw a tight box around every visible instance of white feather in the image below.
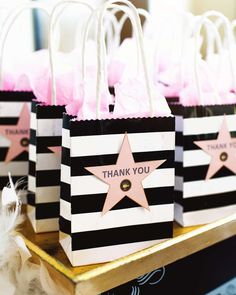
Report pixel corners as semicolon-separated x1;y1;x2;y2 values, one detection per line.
0;175;69;295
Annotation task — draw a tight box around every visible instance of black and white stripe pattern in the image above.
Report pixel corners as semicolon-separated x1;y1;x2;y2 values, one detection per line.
0;91;34;202
171;104;236;226
28;101;65;233
60;114;175;266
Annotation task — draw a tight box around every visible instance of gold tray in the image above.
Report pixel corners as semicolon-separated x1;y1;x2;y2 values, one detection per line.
20;213;236;295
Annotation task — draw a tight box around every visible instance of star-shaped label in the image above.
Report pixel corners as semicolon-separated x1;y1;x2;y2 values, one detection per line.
85;133;166;215
48;146;61;157
0;103;30;163
194;116;236;180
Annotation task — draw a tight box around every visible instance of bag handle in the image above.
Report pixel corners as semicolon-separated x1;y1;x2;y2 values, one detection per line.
49;0;95;105
96;0;155;119
80;4;135;86
231;19;236;42
193;17;222;105
80;5;127;90
108;6;151;74
117;8;152;45
0;2;51;90
75;9;118;73
100;6;152;76
202;11;236;94
102;10;120;55
80;4;136;83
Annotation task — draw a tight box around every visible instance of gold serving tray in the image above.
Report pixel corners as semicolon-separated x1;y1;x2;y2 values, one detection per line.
20;213;236;295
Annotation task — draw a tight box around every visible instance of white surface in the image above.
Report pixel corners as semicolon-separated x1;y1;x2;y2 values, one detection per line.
60;234;167;266
70;168;174;196
0;102;30;117
70;132;175;157
36;186;60;203
175;202;236;226
183;175;236;198
68;204;174;233
37;153;61;170
0;162;28;176
29;144;36;162
183;115;236;136
37;119;63;137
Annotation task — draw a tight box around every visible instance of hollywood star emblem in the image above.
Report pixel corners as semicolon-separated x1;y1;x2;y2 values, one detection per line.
0;104;30;163
194;116;236;180
48;146;61;157
85;133;166;215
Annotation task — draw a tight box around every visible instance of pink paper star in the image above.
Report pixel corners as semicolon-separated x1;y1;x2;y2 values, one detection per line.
0;103;30;163
194;116;236;180
48;146;61;157
85;133;166;215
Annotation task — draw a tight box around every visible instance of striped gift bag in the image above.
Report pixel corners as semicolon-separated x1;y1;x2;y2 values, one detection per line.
0;92;33;198
59;0;175;266
27;0;95;233
171;105;236;226
0;5;40;198
27;101;65;233
60;114;175;266
171;15;236;226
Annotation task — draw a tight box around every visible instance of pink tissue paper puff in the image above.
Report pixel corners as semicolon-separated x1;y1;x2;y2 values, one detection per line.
179;56;236;106
206;49;236;94
154;38;196;98
23;44;98;106
65;76;113;120
113;77;171;118
17;50;77;105
108;38;156;86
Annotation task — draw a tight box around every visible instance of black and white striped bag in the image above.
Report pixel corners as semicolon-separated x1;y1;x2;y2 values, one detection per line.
60;114;175;265
27;0;96;233
0;92;33;197
59;0;175;266
171;16;236;226
27;101;65;233
171;105;236;226
0;6;38;198
27;4;63;233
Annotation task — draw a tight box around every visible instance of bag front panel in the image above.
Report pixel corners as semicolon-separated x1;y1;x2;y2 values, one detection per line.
173;104;236;226
27;101;37;228
0;91;34;196
59;114;73;259
28;103;65;233
60;114;73;233
60;116;175;265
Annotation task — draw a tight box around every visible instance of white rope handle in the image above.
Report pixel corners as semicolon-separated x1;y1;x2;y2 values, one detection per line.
80;4;134;87
203;11;236;94
76;8;118;61
0;2;50;90
0;5;11;29
105;5;128;49
81;9;98;81
110;4;140;73
111;6;151;74
49;0;95;105
117;8;152;44
81;4;138;83
194;17;222;105
103;10;120;55
231;19;236;43
98;3;137;95
205;18;222;61
104;7;151;75
178;13;197;91
96;0;155;119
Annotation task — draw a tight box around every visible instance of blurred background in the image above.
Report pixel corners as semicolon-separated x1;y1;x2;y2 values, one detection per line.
0;0;236;56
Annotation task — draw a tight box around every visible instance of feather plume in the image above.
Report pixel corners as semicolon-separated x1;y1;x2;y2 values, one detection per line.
0;174;70;295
